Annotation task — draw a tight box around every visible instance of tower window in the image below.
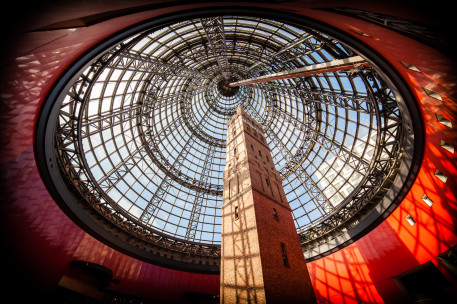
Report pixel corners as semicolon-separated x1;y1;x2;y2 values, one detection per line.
259;173;265;192
281;243;289;267
228;180;231;199
259;150;262;157
273;208;279;220
234;206;239;220
277;184;283;203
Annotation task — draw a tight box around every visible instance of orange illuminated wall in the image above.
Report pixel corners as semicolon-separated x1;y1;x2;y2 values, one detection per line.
304;7;457;304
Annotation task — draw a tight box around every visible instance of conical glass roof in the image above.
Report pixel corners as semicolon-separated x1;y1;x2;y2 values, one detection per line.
38;12;420;271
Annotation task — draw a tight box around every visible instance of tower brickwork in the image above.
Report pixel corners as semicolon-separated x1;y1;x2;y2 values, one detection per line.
221;106;316;304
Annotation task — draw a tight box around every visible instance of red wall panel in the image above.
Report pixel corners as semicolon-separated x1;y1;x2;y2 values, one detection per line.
302;7;457;303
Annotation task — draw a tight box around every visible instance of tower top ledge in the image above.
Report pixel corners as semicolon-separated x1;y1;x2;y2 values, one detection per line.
227;106;264;132
236;105;245;115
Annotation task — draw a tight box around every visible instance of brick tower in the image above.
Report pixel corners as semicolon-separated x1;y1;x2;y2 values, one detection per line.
221;106;316;304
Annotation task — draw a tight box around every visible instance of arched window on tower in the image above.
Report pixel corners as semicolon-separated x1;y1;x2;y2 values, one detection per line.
281;243;289;267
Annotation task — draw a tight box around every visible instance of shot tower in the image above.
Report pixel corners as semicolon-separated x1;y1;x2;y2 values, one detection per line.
221;106;316;303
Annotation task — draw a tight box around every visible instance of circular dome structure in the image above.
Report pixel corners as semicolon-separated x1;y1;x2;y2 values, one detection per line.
36;9;422;273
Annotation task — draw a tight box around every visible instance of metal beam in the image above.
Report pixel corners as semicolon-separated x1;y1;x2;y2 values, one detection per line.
106;49;203;78
230;56;368;86
178;88;226;147
246;83;373;115
265;127;334;213
248;33;321;72
139;136;196;225
200;17;229;73
185;144;216;241
140;85;223;193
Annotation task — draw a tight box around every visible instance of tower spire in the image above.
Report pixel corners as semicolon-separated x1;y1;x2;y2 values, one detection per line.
221;109;316;303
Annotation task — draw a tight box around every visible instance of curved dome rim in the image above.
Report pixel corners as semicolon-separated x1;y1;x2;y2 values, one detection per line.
34;6;424;272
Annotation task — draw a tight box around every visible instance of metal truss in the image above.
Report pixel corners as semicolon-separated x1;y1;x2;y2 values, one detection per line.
200;17;230;74
248;29;351;76
106;49;203;78
47;14;417;269
185;144;217;242
297;68;404;248
248;33;322;72
245;82;374;115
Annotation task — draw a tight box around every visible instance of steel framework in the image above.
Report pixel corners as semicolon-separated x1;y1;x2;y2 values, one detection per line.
41;14;418;270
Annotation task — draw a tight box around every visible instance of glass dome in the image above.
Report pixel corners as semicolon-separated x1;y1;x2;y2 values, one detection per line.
37;11;420;272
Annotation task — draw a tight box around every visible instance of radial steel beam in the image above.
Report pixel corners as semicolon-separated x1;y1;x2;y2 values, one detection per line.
106;49;203;78
271;105;370;178
247;82;374;115
185;144;216;241
248;33;322;72
139;136;196;225
230;56;369;86
265;127;334;213
139;91;223;195
178;87;226;147
200;17;229;73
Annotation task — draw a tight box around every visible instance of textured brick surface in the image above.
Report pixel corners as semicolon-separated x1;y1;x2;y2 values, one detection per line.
221;107;316;303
